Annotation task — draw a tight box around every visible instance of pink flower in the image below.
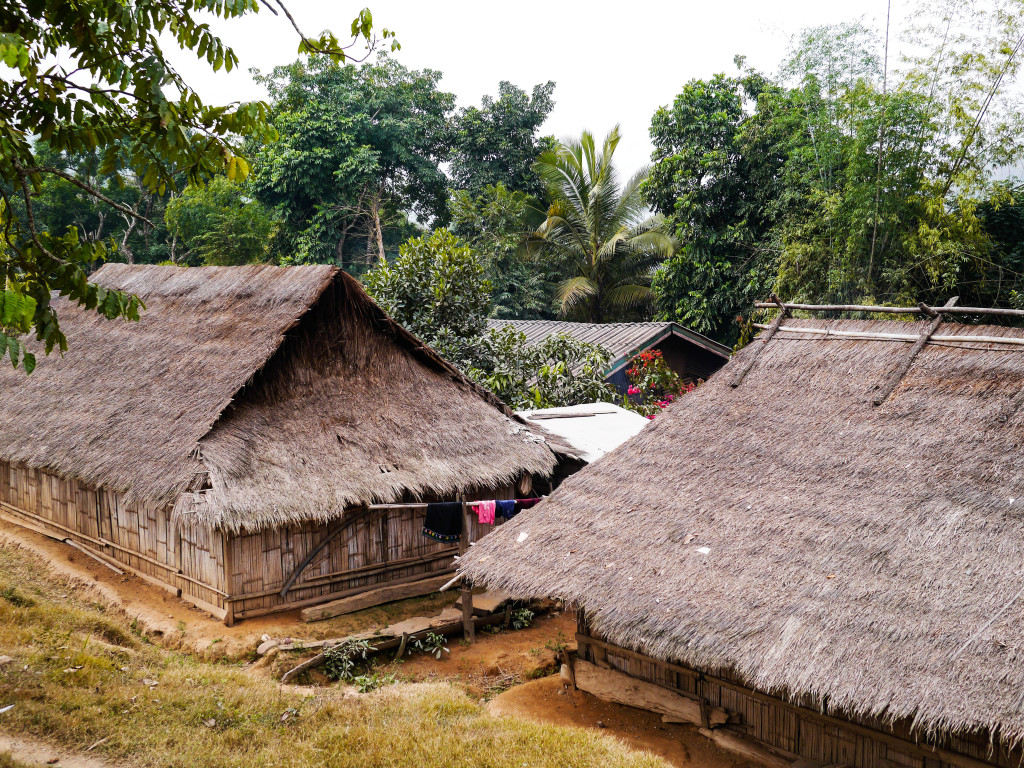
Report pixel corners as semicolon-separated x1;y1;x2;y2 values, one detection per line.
646;414;656;420
627;386;640;395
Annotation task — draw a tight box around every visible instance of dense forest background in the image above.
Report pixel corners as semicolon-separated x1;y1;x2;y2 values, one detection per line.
17;0;1024;353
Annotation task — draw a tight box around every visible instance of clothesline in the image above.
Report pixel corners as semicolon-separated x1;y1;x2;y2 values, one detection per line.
421;497;544;543
362;497;547;511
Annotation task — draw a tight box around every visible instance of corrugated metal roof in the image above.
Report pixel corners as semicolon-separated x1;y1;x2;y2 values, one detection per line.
516;403;650;463
485;319;731;366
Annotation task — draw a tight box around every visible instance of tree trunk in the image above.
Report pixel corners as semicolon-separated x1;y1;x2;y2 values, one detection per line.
371;198;386;263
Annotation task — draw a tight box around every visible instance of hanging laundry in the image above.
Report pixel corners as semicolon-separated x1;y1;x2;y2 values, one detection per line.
495;499;516;519
472;500;496;525
514;497;542;514
422;502;463;542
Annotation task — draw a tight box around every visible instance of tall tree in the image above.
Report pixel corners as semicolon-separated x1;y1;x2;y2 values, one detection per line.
250;54;454;266
0;0;392;370
450;81;556;199
449;183;554;319
530;126;675;323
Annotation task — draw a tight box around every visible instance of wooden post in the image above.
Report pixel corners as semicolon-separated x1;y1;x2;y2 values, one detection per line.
173;524;183;597
462;581;475;643
222;533;235;627
731;294;789;388
458;500;469;556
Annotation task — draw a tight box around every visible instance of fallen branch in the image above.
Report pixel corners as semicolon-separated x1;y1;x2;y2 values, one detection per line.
280;610;508;684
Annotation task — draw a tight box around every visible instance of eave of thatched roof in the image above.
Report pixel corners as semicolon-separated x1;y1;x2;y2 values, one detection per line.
460;318;1024;745
0;264;568;532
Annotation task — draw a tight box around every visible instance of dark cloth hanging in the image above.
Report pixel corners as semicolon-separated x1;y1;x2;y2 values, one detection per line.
422;502;463;542
495;499;516;519
514;497;542;514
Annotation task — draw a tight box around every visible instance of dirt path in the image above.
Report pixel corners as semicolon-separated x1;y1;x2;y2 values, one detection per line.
0;730;120;768
489;676;763;768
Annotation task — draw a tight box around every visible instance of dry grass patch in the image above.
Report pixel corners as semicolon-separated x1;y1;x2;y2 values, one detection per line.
0;542;667;768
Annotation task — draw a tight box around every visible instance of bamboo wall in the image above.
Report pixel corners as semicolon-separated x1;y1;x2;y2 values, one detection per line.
1;458;532;624
576;619;1022;768
226;481;522;621
0;460;226;617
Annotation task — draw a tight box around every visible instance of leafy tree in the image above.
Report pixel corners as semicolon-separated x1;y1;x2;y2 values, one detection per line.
646;73;773;342
649;8;1024;342
250;54;454;266
0;0;391;370
164;177;280;266
469;325;617;410
363;229;617;408
362;228;490;359
530;126;675;323
450;82;557;199
449;183;554;319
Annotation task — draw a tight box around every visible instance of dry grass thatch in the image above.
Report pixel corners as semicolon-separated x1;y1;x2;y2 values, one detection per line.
0;264;565;533
460;317;1024;746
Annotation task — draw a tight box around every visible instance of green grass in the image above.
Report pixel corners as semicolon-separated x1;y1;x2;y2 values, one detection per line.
0;542;668;768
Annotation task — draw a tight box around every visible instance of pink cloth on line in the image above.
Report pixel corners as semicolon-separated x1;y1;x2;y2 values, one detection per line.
473;500;496;525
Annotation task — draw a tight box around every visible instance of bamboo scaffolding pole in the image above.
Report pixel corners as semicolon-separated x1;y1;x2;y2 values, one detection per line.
753;323;1024;347
755;301;1024;318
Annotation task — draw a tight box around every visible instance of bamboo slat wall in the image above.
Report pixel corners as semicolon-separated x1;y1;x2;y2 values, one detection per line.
576;617;1022;768
2;458;532;623
0;460;225;617
226;481;523;620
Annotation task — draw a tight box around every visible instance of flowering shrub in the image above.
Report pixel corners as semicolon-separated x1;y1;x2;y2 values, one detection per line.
624;349;696;418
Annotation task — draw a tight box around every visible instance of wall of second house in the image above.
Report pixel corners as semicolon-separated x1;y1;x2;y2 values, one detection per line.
0;460;228;617
575;620;1023;768
225;481;526;622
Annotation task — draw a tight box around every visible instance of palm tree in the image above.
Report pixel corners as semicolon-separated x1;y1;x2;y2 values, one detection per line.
529;125;675;323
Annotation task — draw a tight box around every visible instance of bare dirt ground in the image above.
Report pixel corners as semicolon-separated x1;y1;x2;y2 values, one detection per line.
490;676;763;768
0;730;115;768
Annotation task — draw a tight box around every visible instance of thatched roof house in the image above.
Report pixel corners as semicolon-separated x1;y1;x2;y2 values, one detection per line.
461;316;1024;768
0;264;568;623
487;319;730;393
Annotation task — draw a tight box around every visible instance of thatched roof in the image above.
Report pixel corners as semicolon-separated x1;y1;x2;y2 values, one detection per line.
460;318;1024;745
0;264;565;533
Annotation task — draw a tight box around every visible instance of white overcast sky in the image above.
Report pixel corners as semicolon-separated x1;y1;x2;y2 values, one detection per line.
171;0;912;175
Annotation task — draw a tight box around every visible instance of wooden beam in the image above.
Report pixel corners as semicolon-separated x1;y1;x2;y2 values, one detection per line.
731;294;789;388
872;298;958;406
461;582;475;643
300;572;453;622
222;534;235;627
573;660;727;727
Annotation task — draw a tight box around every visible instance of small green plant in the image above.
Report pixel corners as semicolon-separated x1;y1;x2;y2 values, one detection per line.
511;607;534;630
409;632;449;660
322;638;375;682
0;586;35;608
351;672;398;693
545;631;569;656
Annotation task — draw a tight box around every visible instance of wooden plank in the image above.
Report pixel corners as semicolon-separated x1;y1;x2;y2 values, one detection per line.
573;660;726;727
300;573;453;622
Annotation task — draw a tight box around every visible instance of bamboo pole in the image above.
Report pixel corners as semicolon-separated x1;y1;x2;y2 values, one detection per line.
754;323;1024;347
731;294;789;388
754;301;1024;318
872;298;957;406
